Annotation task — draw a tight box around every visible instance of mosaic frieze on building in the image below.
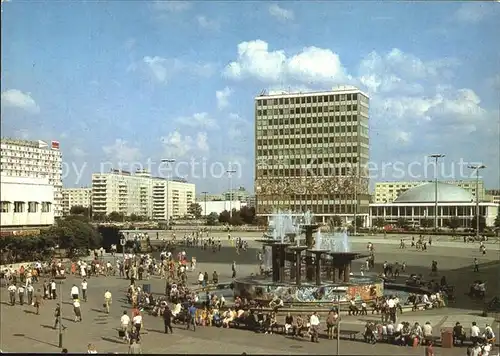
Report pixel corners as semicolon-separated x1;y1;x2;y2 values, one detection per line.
256;177;369;196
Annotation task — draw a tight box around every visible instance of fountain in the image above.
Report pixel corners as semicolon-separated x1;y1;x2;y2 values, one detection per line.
234;210;384;304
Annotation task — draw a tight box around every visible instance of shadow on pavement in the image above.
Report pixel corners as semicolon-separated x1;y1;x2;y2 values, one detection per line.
101;336;125;344
23;309;36;315
14;333;59;348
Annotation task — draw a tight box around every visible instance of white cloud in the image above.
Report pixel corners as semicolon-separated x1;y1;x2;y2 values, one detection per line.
174;112;219;129
129;56;214;84
216;87;232;109
394;131;412;145
224;40;348;85
227;113;252;142
102;139;142;162
454;3;490;23
160;131;209;158
196;15;220;30
268;4;294;22
152;1;192;13
71;147;87;158
1;89;40;114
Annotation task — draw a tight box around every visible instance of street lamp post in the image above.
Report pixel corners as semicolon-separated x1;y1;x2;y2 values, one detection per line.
161;159;176;230
202;191;208;217
429;154;445;231
468;164;486;239
352;169;358;236
226;169;236;219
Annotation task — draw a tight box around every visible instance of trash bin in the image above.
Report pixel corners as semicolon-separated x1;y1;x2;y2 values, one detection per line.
441;330;453;348
142;284;151;294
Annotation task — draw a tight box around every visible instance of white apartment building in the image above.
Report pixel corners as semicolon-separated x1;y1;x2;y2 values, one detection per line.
62;187;92;215
92;170;195;220
152;179;195;220
374;180;486;204
0;138;63;217
199;200;247;216
0;175;55;227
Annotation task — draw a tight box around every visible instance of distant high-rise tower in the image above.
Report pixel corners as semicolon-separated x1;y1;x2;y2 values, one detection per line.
254;87;370;224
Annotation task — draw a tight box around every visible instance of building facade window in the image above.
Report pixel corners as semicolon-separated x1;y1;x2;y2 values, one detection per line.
42;202;52;212
28;201;38;213
1;201;9;213
14;201;25;213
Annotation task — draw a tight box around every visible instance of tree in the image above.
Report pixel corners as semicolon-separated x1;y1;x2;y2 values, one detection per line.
396;217;409;229
43;217;102;256
229;213;244;226
239;206;256;224
328;216;342;230
352;216;364;228
108;211;124;222
420;218;433;229
447;216;461;233
471;215;486;232
218;210;230;224
188;203;203;219
70;205;91;217
206;212;218;226
373;217;386;229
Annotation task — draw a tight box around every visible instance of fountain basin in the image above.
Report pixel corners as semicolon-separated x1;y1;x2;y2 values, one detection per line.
233;274;384;303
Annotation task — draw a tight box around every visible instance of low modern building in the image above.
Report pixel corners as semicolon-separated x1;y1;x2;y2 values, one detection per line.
0;175;55;227
199;200;247;216
486;189;500;204
62;187;92;215
92;169;195;220
374;180;486;204
369;182;498;228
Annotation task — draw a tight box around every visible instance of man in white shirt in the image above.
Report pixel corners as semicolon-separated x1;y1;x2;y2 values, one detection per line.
395;322;404;333
309;312;320;343
120;310;131;341
422;321;433;339
81;279;88;302
50;280;57;299
17;285;25;305
27;283;34;305
484;324;495;342
7;283;17;305
387;322;395;335
71;284;79;300
73;299;82;322
132;313;143;335
470;321;481;344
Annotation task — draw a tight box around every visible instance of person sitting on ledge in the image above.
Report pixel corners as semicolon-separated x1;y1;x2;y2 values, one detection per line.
269;296;283;312
348;299;359;316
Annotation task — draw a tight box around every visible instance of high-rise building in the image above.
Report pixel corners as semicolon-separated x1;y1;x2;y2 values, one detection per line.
254;86;370;223
374;180;486;203
62;187;92;215
92;169;195;220
0;138;63;217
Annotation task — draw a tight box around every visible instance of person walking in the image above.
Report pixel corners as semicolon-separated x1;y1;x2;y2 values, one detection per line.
231;262;236;279
73;298;82;322
186;303;197;331
8;283;17;306
33;289;42;315
81;279;88;302
27;283;34;305
104;290;112;314
120;310;131;342
71;284;79;301
53;303;66;330
18;284;25;305
50;280;57;299
163;306;173;334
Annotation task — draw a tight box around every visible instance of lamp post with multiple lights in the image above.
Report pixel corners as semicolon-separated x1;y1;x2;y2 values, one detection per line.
161;158;176;229
468;164;487;239
428;154;445;230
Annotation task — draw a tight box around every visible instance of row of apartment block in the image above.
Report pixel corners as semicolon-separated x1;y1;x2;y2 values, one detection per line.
91;170;195;220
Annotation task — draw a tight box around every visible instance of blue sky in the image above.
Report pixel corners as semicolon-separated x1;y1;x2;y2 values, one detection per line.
1;0;499;193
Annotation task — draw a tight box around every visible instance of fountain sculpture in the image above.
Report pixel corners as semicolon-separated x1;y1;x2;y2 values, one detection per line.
234;210;384;304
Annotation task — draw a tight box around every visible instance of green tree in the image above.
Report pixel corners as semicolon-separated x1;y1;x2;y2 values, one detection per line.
239;206;256;224
396;217;409;229
108;211;124;222
188;203;203;218
352;216;364;228
229;213;244;226
471;215;486;232
447;216;461;233
328;215;342;230
206;212;219;226
70;205;91;217
218;210;230;224
373;217;386;229
44;217;102;256
420;218;433;229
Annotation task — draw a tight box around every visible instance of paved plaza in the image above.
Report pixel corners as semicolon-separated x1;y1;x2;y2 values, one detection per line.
1;233;498;354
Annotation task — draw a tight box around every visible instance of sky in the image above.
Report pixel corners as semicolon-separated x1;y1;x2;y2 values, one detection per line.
1;0;499;193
